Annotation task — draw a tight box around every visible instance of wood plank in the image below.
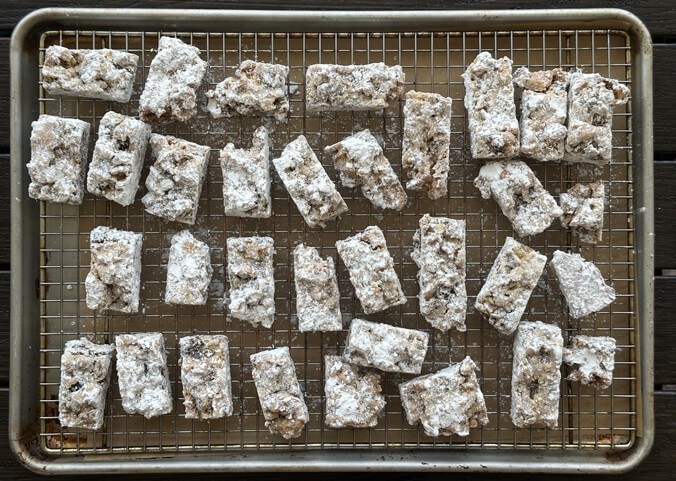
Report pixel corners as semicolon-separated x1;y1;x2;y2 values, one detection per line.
0;272;7;384
655;276;676;386
0;155;8;267
0;39;7;150
654;45;676;153
654;161;676;271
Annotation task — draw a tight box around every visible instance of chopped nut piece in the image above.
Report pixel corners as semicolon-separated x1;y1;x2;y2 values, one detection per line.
141;134;210;225
511;321;563;428
462;52;519;159
85;226;142;313
226;236;275;328
293;244;342;332
559;182;605;244
325;129;407;210
179;335;233;419
342;319;429;374
58;339;115;430
474;160;562;237
399;356;488;437
28;114;90;205
324;355;385;428
42;45;138;103
306;63;405;111
273;135;348;228
250;347;309;439
87;111;151;206
563;335;617;390
139;37;206;122
336;226;406;314
565;72;630;165
412;214;467;332
115;333;173;419
206;60;289;121
475;237;546;336
550;250;616;319
220;126;271;218
165;230;213;305
402;91;453;199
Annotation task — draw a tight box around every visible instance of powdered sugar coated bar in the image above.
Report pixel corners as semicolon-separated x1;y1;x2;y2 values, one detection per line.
563;335;617;390
165;230;213;305
559;181;605;244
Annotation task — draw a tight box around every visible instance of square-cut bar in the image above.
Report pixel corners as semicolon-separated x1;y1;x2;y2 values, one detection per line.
513;67;569;162
550;250;616;319
399;356;488;437
305;63;405;111
220;126;271;218
412;214;467;332
87;111;152;206
142;134;210;225
85;226;142;313
250;347;309;439
324;355;385;428
324;129;407;211
206;60;289;121
139;36;207;122
179;335;233;419
475;237;546;336
474;160;562;237
402;90;453;199
563;335;617;390
273;135;348;228
336;226;406;314
462;52;519;159
58;339;115;430
165;230;213;305
559;182;605;244
565;72;630;165
115;333;173;419
27;114;90;205
342;319;429;374
42;45;138;103
226;236;275;328
511;321;563;428
293;244;342;332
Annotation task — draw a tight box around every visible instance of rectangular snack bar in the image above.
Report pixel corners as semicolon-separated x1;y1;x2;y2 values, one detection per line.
565;72;630;165
141;134;210;225
206;60;289;121
42;45;138;102
293;244;342;332
220;126;271;218
115;333;173;419
324;355;386;428
513;67;569;162
179;335;233;419
336;226;406;314
550;250;616;319
474;237;546;336
474;160;562;237
139;36;207;122
165;230;213;305
87;111;152;206
324;129;407;211
462;52;519;159
342;319;429;374
411;214;467;332
85;226;142;313
27;114;90;205
399;356;488;437
402;90;453;199
563;335;617;390
58;339;115;430
305;63;405;111
226;236;275;328
250;347;309;439
511;321;563;428
273;135;348;228
559;181;605;244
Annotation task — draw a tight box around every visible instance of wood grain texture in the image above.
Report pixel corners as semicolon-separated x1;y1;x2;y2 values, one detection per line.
654;162;676;271
0;155;8;267
654;46;676;154
655;276;676;386
0;39;7;151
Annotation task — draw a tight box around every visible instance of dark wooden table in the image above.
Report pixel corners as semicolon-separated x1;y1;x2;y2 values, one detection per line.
1;2;675;479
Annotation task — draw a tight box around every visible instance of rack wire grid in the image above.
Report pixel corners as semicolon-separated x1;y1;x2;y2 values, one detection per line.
36;28;636;456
